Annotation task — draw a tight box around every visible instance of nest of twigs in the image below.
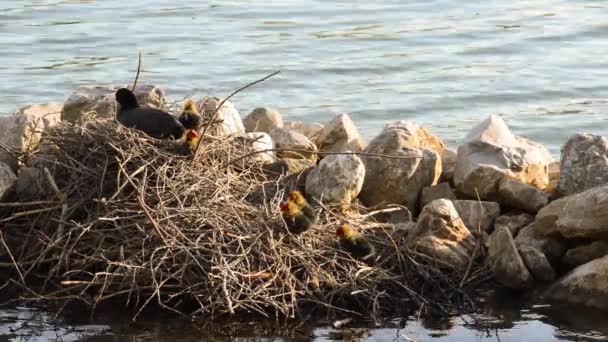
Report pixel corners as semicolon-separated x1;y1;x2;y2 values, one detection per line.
0;117;489;321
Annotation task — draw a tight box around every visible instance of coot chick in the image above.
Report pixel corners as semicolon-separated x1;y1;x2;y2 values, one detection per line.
280;190;318;234
115;88;184;140
178;99;202;130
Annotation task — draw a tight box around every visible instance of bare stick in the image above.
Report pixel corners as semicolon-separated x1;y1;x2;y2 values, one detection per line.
43;167;68;241
192;70;281;160
131;50;142;92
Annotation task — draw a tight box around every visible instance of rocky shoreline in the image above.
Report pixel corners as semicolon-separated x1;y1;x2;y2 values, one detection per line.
1;84;607;313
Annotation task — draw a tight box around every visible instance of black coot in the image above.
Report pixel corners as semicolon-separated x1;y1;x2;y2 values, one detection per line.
115;88;185;140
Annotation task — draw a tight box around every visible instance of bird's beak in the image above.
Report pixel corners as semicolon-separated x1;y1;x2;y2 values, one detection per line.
280;203;289;213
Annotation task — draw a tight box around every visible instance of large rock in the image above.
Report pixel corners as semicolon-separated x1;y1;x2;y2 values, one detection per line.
452;200;500;233
314;113;365;154
487;226;533;289
198;97;245;135
454;115;553;201
263;158;316;177
420;182;457;208
62;85;165;123
562;240;608;269
515;223;566;263
409;199;476;270
283;121;324;140
359;124;441;213
0;162;17;200
305;154;365;205
517;245;555;282
497;178;548;214
0;103;62;170
235;132;275;163
440;148;457;183
535;186;608;240
493;212;534;236
243;107;283;134
557;134;608;196
269;128;318;162
381;121;445;156
546;255;608;310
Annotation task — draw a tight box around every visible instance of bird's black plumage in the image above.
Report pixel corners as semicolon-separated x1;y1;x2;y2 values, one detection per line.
115;88;185;140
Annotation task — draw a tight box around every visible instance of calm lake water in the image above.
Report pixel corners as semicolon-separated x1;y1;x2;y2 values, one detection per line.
1;0;608;340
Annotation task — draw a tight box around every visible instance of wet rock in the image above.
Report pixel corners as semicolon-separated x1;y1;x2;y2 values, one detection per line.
487;226;533;289
264;158;316;177
314;113;365;154
420;182;457;208
497;178;549;214
517;245;555;282
493;212;534;236
0;162;17;200
197;97;245;135
454;115;553;201
557;134;608;196
236;132;275;163
269;128;318;162
62;85;165;123
441;148;457;183
515;223;566;263
0;103;62;171
305;154;365;205
409;199;476;270
359;124;441;213
283;121;324;140
562;240;608;269
535;186;608;240
546;255;608;310
243;107;283;134
452;200;500;233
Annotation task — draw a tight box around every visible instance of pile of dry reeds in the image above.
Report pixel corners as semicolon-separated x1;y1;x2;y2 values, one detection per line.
0;117;489;321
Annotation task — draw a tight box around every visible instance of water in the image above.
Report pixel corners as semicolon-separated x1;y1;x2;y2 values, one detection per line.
2;1;608;155
2;1;608;340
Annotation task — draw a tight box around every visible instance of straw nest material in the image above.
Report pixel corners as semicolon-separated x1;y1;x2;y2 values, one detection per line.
0;117;489;320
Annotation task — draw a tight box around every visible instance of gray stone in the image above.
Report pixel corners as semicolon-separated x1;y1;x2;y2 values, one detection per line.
314;113;365;154
546;255;608;310
452;200;501;233
515;223;566;263
517;245;555;282
264;158;316;177
197;97;245;135
562;240;608;269
493;212;534;237
243;107;283;134
557;134;608;196
283;121;324;140
497;178;549;214
441;148;457;183
305;154;365;205
420;182;457;208
0;162;17;200
487;226;533;289
269;128;318;162
236;132;275;163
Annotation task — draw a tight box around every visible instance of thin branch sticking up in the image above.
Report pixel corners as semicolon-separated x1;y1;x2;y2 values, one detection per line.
192;70;281;161
131;50;142;92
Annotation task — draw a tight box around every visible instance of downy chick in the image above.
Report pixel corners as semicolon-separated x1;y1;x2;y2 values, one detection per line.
336;224;375;261
178;99;202;131
280;190;317;234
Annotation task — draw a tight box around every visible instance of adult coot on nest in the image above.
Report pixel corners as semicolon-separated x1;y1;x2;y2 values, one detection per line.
115;88;185;140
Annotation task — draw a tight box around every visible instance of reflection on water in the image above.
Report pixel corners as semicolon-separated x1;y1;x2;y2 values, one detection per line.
1;292;607;341
1;1;608;155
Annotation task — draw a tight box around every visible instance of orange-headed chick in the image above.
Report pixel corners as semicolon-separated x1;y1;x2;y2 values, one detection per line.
336;224;375;260
178;99;202;131
280;190;317;234
183;129;200;152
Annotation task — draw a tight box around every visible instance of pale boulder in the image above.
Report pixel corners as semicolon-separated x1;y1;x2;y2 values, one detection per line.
557;134;608;196
487;226;533;289
197;97;245;135
454;115;553;200
236;132;275;163
515;223;566;263
497;178;548;214
535;186;608;240
314;113;365;154
243;107;283;133
517;245;555;282
305;154;365;204
493;212;534;236
562;241;608;269
62;85;165;123
420;182;457;208
269;128;318;162
359;124;441;213
409;199;476;270
546;255;608;310
0;162;17;200
0;103;62;170
381;121;445;156
452;200;500;233
441;148;457;183
283;121;324;139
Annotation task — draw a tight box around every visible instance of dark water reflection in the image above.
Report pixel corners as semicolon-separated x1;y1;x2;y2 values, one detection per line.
1;292;607;341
